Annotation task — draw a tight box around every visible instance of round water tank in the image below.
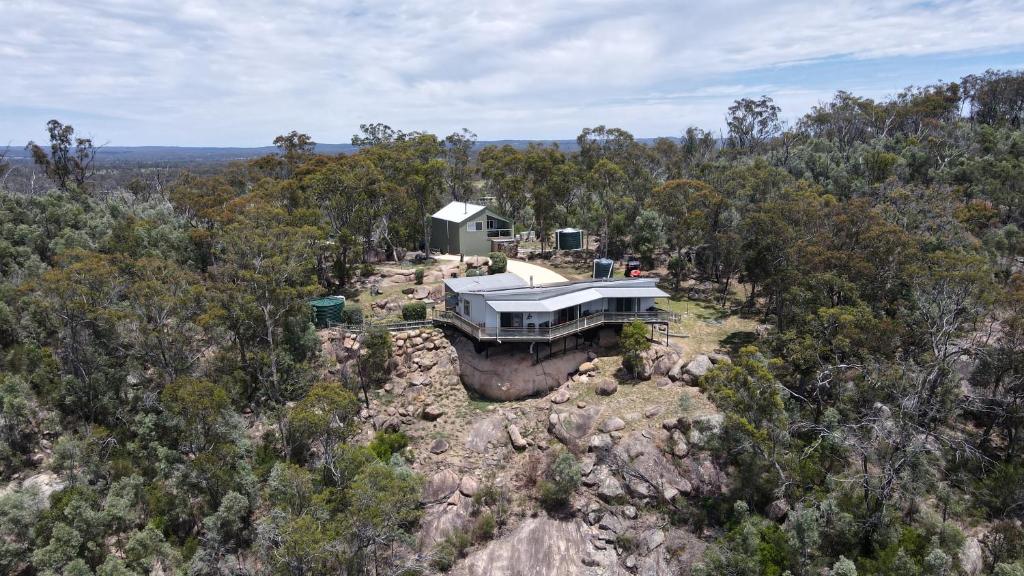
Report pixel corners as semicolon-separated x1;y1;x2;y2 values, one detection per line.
309;296;345;328
555;228;582;250
593;258;614;279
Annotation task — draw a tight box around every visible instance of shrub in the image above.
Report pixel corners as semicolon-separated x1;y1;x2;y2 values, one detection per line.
538;451;580;513
402;301;427;321
341;307;363;325
488;252;507;274
414;267;425;284
431;530;472;572
369;431;409;461
359;263;376;277
620;320;651;378
471;511;496;542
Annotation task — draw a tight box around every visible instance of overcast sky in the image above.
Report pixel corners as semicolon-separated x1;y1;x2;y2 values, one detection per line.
2;0;1024;147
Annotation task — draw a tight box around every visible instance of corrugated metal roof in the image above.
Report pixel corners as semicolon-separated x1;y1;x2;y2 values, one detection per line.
488;288;603;312
484;283;668;313
476;278;665;300
444;273;528;292
432;201;487;223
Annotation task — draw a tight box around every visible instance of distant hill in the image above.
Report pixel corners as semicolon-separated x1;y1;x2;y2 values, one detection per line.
5;138;677;166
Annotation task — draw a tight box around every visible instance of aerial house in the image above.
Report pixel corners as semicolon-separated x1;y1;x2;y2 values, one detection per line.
435;274;675;349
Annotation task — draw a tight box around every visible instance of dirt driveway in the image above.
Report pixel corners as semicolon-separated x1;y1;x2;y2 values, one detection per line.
434;254;568;285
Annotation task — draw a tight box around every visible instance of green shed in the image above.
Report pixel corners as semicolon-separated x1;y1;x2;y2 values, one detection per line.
430;201;514;257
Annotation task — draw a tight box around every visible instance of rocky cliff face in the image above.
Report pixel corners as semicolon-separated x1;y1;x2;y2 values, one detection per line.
319;326;725;575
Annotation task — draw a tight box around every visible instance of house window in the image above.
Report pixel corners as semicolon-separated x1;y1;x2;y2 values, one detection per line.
467;221;483;232
462;299;471;317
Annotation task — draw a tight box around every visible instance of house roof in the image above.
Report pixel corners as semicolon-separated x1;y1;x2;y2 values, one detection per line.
444;273;529;292
447;275;669;312
487;288;603;312
432;201;487;223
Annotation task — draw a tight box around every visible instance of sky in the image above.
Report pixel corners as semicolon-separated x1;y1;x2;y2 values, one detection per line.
2;0;1024;147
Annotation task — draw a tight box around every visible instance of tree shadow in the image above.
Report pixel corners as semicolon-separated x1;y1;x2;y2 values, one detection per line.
720;330;758;354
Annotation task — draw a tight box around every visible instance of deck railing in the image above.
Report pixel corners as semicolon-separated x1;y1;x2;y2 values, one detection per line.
432;309;677;342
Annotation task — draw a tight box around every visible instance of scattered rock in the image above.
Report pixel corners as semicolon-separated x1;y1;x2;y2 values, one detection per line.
643;529;665;553
594;377;618;396
459;476;479;497
960;536;984;576
684;355;713;378
601;417;626;433
508;424;529;451
429;438;451;454
686;413;723;448
594;468;625;501
466;414;511;453
549;405;604;451
667;358;686;381
708;352;732;365
549;388;571;404
644;406;662;418
578;361;597;374
423;404;445;421
766;499;791;522
598;514;624;534
671;430;689;458
589;433;614;452
422;469;461;503
19;471;66;501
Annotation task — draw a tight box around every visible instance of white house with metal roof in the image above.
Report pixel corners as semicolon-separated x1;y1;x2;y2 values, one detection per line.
429;201;514;256
435;273;675;342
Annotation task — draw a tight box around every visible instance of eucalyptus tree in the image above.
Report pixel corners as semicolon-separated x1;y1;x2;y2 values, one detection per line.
25;119;97;197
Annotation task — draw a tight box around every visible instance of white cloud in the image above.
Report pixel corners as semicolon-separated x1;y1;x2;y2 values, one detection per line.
1;0;1022;145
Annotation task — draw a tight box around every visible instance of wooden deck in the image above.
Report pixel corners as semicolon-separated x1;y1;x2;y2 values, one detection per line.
432;309;677;343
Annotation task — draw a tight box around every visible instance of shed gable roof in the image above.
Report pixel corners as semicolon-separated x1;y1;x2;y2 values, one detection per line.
432;201;487;223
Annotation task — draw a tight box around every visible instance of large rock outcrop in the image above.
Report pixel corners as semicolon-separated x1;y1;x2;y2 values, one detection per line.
455;337;590;401
549;405;604;452
419;469;476;550
634;344;683;380
452;517;622;576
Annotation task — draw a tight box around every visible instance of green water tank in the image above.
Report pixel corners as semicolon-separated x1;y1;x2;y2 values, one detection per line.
309;296;345;328
555;228;583;250
593;258;614;279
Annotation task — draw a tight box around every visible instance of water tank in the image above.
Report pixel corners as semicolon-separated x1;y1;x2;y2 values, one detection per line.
593;258;614;279
555;228;583;250
309;296;345;328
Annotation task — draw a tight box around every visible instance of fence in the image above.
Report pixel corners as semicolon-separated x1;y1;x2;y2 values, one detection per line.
323;318;434;333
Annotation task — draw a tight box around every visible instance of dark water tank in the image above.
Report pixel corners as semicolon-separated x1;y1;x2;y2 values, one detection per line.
555;228;582;250
593;258;614;279
309;296;345;328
